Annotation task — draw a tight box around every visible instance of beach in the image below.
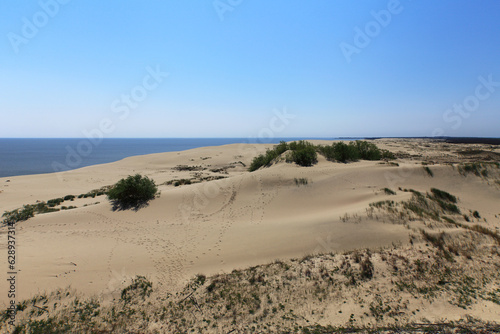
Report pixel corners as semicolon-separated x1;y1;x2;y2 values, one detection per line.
1;138;500;332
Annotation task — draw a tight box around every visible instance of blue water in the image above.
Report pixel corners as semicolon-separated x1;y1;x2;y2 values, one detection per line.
0;138;351;178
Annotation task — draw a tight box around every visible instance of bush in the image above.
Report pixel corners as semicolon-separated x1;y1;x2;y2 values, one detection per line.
249;141;319;171
383;188;396;195
107;174;158;210
47;198;64;207
249;140;393;170
174;179;192;187
248;141;289;172
435;199;460;214
353;141;381;160
290;145;317;167
381;149;396;159
2;205;35;224
332;142;359;163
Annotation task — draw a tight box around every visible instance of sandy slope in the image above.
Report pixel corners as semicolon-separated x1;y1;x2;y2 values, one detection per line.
1;139;499;307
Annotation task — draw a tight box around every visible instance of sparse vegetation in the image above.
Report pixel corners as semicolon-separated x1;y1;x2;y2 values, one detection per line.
423;166;434;177
47;198;64;207
1;205;35;224
430;188;457;203
7;240;500;333
383;188;396;195
294;178;309;186
173;165;205;171
458;162;488;177
360;254;374;279
250;140;395;171
173;179;192;186
120;276;153;303
3;139;500;333
469;225;500;244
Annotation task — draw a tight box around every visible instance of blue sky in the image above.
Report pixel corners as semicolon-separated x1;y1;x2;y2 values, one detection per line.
1;1;499;138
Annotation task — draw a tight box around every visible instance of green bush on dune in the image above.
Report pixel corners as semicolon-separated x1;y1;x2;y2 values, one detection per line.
249;140;318;171
249;140;394;171
317;140;391;163
287;141;318;167
248;141;288;171
248;140;318;172
107;174;158;210
2;205;35;224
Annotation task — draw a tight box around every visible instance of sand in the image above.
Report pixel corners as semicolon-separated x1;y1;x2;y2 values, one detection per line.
1;139;500;331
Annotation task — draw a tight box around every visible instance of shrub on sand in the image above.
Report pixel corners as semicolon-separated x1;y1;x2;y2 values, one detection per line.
107;174;158;210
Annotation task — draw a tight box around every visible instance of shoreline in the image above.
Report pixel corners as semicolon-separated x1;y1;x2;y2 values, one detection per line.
1;138;500;331
3;136;499;179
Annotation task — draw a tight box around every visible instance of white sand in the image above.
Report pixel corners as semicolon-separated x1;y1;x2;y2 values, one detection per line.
1;140;499;305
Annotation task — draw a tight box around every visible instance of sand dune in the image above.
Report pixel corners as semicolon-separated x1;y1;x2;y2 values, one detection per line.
1;139;500;332
1;139;498;304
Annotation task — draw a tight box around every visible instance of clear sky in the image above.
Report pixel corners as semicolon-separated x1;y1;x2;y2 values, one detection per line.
1;1;499;138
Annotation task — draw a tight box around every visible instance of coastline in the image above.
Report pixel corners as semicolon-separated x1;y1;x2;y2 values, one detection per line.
1;138;500;331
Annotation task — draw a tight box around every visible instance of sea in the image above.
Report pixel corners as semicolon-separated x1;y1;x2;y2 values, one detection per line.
0;138;355;178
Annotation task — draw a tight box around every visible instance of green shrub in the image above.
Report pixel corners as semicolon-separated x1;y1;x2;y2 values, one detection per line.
332;142;359;163
250;140;393;170
383;188;396;195
34;202;59;214
274;140;289;155
318;140;390;163
249;141;319;171
107;174;158;210
248;154;269;172
248;141;289;171
353;141;381;160
47;198;64;207
381;149;396;159
174;179;192;187
2;205;35;224
423;166;434;177
435;199;460;214
63;195;75;201
290;145;317;167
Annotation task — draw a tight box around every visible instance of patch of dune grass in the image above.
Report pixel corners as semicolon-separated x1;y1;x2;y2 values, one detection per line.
423;166;434;177
470;225;500;244
294;178;309;186
430;188;457;203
